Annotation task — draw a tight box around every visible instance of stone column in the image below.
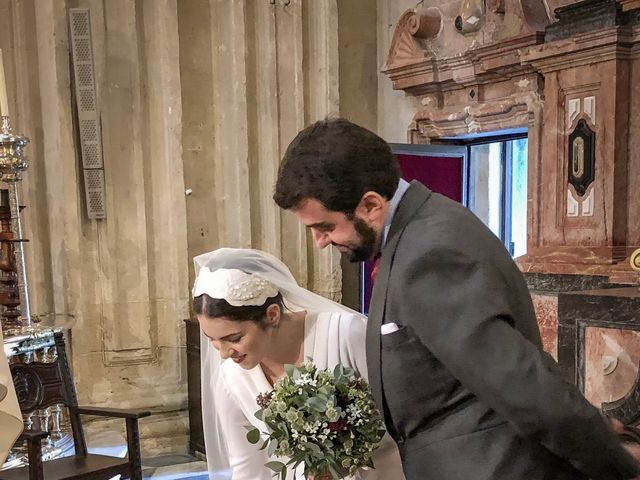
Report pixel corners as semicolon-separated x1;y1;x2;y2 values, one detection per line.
180;0;363;301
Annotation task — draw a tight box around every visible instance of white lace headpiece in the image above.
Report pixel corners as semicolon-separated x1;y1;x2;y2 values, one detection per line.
192;267;279;307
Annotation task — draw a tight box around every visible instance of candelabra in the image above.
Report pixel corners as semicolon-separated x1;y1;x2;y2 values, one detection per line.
0;115;77;472
0;114;31;335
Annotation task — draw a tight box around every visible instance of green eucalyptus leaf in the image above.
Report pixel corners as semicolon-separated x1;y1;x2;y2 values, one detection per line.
327;463;341;479
305;396;327;412
284;364;297;378
246;428;261;444
265;461;285;472
267;439;278;457
305;442;322;454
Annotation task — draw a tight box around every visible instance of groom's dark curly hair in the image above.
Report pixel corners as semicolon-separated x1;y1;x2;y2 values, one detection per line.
273;118;401;214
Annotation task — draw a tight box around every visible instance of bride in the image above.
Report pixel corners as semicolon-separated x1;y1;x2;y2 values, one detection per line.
193;248;404;480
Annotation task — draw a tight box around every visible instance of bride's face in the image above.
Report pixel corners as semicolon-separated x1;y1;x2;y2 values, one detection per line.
198;305;278;369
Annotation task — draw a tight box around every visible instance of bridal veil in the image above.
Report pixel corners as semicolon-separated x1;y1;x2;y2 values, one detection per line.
193;248;360;477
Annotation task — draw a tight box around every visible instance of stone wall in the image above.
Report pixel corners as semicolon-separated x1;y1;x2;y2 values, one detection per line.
0;0;377;454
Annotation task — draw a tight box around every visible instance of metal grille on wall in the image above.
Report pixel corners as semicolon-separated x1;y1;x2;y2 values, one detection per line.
69;8;106;220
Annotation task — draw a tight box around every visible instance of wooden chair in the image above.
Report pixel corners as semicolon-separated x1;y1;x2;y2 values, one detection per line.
0;332;150;480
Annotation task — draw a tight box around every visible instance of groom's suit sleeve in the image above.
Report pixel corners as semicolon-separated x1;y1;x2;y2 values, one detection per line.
397;226;640;480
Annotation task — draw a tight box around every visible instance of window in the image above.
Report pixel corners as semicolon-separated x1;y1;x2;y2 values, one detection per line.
442;131;528;258
355;136;528;313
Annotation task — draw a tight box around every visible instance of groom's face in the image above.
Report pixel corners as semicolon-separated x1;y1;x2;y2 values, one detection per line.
292;197;381;263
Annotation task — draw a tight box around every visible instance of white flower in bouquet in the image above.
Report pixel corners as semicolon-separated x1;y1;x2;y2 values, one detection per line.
246;363;386;480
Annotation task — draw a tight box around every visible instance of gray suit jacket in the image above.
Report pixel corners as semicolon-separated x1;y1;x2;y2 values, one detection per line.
365;181;640;480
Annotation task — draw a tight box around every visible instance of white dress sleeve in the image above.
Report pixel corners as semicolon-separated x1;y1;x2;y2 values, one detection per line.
214;374;274;480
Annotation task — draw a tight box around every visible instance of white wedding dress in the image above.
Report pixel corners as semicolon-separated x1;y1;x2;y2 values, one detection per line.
214;310;405;480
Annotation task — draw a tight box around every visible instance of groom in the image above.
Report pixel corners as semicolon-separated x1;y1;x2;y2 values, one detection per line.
273;118;640;479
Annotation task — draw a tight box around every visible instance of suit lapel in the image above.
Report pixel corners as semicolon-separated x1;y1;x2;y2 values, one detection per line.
366;181;432;411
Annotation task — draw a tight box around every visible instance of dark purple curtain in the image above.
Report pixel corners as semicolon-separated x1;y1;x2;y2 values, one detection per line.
361;154;463;313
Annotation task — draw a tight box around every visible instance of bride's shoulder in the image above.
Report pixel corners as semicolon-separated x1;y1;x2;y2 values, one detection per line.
315;310;365;323
314;310;367;337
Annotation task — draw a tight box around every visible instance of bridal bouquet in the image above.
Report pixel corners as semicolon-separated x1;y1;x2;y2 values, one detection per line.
246;363;386;479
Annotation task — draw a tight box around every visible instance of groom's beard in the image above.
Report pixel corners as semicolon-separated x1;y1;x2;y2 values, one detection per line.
335;216;378;263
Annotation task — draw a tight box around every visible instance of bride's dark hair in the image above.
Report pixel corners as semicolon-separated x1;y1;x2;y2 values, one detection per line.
194;293;285;324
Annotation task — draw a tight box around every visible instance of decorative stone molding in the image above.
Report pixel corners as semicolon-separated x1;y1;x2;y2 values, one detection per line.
582;189;595;216
409;89;541;142
520;0;551;31
584;96;596;124
545;0;627;42
454;0;483;35
486;0;506;15
383;8;441;72
567;189;579;217
383;0;640;280
384;31;544;95
410;7;443;39
522;26;640;73
567;98;581;126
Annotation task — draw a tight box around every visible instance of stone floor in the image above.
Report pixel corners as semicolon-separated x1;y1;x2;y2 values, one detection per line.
141;454;217;480
90;433;229;480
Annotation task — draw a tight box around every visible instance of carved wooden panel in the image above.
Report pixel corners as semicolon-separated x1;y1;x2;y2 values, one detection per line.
11;362;66;413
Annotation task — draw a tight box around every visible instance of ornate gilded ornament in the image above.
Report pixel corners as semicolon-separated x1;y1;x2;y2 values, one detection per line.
631;248;640;273
568;119;595;196
571;137;585;178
